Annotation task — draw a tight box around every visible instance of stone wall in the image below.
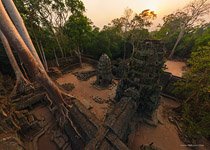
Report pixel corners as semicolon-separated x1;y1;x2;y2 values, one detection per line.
160;72;183;100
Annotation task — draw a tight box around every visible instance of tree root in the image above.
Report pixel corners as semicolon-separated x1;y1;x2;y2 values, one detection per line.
10;78;34;99
0;134;25;150
32;123;53;150
53;100;83;141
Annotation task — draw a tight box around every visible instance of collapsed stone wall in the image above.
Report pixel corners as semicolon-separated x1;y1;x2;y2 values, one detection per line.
0;85;45;140
160;72;183;100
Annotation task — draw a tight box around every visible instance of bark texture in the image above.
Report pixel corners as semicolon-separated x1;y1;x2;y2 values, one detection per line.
2;0;45;70
0;30;30;96
0;1;71;121
75;48;82;67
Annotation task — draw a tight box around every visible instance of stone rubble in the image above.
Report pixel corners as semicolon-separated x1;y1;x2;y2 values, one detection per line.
73;70;96;81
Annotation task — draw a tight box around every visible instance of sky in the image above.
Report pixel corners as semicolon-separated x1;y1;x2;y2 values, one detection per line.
81;0;195;30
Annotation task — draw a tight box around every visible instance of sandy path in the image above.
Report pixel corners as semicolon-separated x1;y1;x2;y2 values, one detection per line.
128;97;190;150
165;61;186;77
57;64;117;121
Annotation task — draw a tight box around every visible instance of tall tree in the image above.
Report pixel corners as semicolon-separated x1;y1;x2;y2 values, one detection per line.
0;0;72;124
64;14;92;66
14;0;85;58
0;30;30;97
168;0;210;59
111;8;156;58
2;0;45;70
175;42;210;139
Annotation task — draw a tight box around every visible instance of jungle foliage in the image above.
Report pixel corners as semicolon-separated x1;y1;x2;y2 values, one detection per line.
0;0;209;65
0;0;210;141
175;42;210;139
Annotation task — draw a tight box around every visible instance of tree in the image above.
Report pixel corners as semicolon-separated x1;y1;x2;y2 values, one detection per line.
82;26;101;58
195;24;210;48
2;0;45;71
64;14;92;66
0;30;30;97
14;0;85;59
111;8;156;58
168;0;210;59
175;43;210;139
0;0;72;124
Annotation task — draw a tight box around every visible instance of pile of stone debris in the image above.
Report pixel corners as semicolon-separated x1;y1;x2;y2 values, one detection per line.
60;83;75;91
73;70;96;81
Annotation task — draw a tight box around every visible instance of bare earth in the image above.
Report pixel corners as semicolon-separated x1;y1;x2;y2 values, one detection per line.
0;61;204;150
127;61;191;150
128;97;190;150
57;64;117;121
165;60;186;77
56;62;191;150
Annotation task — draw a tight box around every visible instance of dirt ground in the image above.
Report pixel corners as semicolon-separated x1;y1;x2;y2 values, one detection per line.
56;63;194;150
165;60;186;77
57;64;117;121
128;97;190;150
0;61;203;150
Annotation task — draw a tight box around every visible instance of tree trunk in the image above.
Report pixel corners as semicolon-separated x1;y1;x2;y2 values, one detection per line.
36;6;65;58
16;55;30;80
20;61;29;80
131;42;135;57
37;41;45;68
75;48;82;67
53;48;60;67
54;34;64;58
0;30;31;97
169;28;185;59
79;54;82;67
40;42;49;72
0;1;71;122
2;0;45;70
30;27;46;69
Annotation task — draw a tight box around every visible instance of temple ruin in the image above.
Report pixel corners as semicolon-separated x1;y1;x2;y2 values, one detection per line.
115;40;165;120
96;54;113;87
0;41;168;149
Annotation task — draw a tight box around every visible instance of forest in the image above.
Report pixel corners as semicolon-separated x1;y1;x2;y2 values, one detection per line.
0;0;210;150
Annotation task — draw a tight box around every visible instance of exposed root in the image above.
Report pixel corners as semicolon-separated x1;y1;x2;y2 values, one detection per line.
32;123;53;150
52;99;83;141
10;78;34;98
61;91;76;104
0;135;25;150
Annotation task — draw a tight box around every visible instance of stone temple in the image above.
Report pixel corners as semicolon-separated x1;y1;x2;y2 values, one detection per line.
96;53;112;87
115;40;165;120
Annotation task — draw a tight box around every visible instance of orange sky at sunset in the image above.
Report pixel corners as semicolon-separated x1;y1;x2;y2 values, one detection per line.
81;0;209;30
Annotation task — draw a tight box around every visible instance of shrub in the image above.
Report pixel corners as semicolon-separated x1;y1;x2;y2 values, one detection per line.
175;42;210;139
